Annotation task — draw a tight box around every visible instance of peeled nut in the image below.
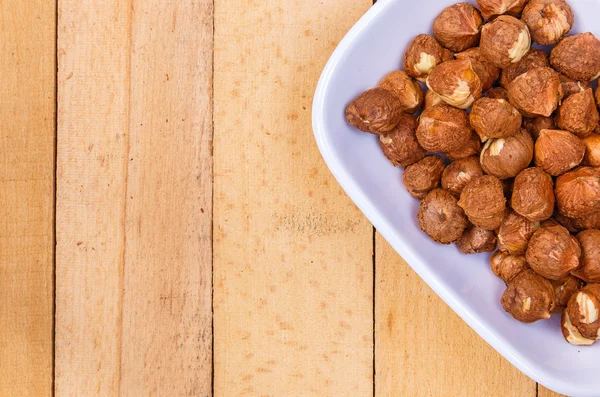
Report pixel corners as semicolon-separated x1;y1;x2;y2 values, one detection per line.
522;0;574;45
455;47;500;91
485;87;508;100
480;129;533;180
441;156;484;196
507;67;562;117
499;48;549;88
562;310;597;346
501;269;555;323
556;89;599;138
566;284;600;341
571;229;600;283
426;59;483;109
511;167;555;222
446;132;482;160
534;129;584;176
456;224;497;254
379;71;424;114
418;188;468;244
402;155;445;199
404;34;454;82
559;73;590;99
469;98;521;141
551;275;583;313
378;114;427;167
475;0;529;20
416;104;472;153
458;175;506;230
433;3;484;53
555;167;600;218
497;210;540;255
490;251;530;284
424;90;444;110
526;222;581;280
480;16;531;68
346;88;403;134
583;133;600;167
550;32;600;81
522;116;555;140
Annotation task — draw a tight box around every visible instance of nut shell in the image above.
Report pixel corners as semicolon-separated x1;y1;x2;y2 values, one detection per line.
346;88;403;134
522;116;555;140
456;47;500;91
416;104;472;153
555;167;600;218
475;0;529;20
456;224;497;254
480;129;533;179
426;59;483;109
499;48;549;88
497;210;540;255
556;89;599;138
469;98;522;141
490;251;530;284
378;114;426;167
480;16;531;68
458;175;506;230
550;33;600;81
583;133;600;167
441;156;484;196
485;87;509;100
511;167;555;222
501;269;555;323
402;155;445;199
507;67;562;117
379;71;424;114
551;275;583;313
522;0;574;45
433;3;484;52
446;132;482;160
404;34;454;82
526;222;581;280
566;284;600;340
572;229;600;283
418;189;468;244
534;129;584;176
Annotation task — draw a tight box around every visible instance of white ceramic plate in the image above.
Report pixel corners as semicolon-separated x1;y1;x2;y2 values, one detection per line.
312;1;600;395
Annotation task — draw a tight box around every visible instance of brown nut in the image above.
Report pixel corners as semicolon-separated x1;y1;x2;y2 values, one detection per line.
556;89;599;138
424;90;444;110
469;98;522;141
522;0;574;45
490;251;530;284
554;212;600;233
417;189;468;244
480;129;533;179
426;59;483;109
566;284;600;341
446;132;482;160
555;167;600;218
456;224;497;254
378;71;424;114
501;269;555;323
562;310;597;346
458;175;506;230
475;0;529;20
526;222;581;280
404;34;454;82
511;167;555;222
571;230;600;283
416;104;472;152
560;73;590;99
583;134;600;167
550;33;600;81
455;47;500;91
499;48;549;88
346;88;403;134
441;156;484;196
378;114;427;167
402;155;445;199
534;129;585;176
480;16;531;68
522;116;555;140
433;3;484;52
485;87;509;100
497;210;540;255
507;67;562;117
551;275;584;313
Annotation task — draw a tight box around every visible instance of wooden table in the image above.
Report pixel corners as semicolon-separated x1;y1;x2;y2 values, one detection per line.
0;1;565;396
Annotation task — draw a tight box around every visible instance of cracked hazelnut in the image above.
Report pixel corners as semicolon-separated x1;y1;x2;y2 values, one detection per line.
378;71;424;114
416;104;472;152
522;0;574;45
507;67;562;117
442;156;484;196
403;155;445;199
480;129;533;179
418;188;468;244
571;230;600;283
485;87;509;100
499;48;549;88
566;284;600;341
456;47;500;91
491;251;530;284
433;3;484;52
522;116;555;140
511;167;555;222
556;89;599;138
480;16;531;68
470;98;521;141
583;133;600;167
426;59;483;109
550;33;600;81
456;224;497;254
559;73;590;99
404;34;454;82
378;113;427;167
446;132;482;160
501;269;555;323
526;222;581;280
562;310;597;346
424;90;444;110
551;275;583;313
534;129;584;176
475;0;529;20
458;175;506;230
497;210;540;255
346;88;403;134
555;167;600;218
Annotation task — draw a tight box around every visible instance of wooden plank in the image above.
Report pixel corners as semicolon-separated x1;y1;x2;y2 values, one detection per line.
375;233;536;397
539;387;566;397
213;1;374;396
0;1;56;396
55;1;213;395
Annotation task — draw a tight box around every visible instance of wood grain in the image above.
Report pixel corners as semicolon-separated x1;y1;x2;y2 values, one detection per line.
213;1;374;396
0;1;56;395
539;387;567;397
55;1;213;395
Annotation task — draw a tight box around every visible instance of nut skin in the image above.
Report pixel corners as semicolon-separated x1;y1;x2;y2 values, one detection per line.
501;269;555;323
554;212;600;233
485;87;509;100
456;224;497;254
522;0;574;45
555;167;600;218
470;98;522;141
446;132;482;160
562;310;597;346
583;134;600;167
379;71;424;114
559;73;590;99
417;189;468;244
441;156;484;197
556;89;599;138
566;284;600;340
571;229;600;283
534;129;585;176
378;113;427;167
499;48;549;89
458;175;506;230
526;222;581;280
480;129;534;180
507;67;562;117
426;59;483;109
490;251;530;284
402;155;445;199
551;275;583;313
424;90;444;110
475;0;529;20
480;16;531;69
346;88;403;134
497;210;540;255
433;3;484;53
456;47;500;91
522;116;555;140
416;104;472;153
550;33;600;81
511;167;555;222
404;34;454;82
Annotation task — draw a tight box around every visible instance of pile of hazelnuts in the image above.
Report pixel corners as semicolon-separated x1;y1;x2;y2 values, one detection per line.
345;0;600;346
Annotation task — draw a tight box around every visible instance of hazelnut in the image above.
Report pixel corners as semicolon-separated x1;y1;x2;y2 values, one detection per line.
404;34;454;82
378;113;427;167
458;175;506;230
490;251;530;284
521;0;574;45
346;88;403;134
497;210;540;255
501;269;555;323
416;104;472;152
559;73;590;99
485;87;509;100
378;71;424;114
522;116;555;140
456;47;500;91
499;48;549;88
480;129;534;179
441;156;484;196
555;167;600;218
534;129;584;176
426;59;483;109
551;275;583;313
566;284;600;341
572;230;600;283
502;178;515;201
507;67;562;117
402;155;445;199
526;222;581;280
550;32;600;81
562;310;597;346
511;167;555;222
456;224;497;254
469;98;522;141
556;89;599;138
480;16;531;68
583;133;600;167
417;189;468;244
446;132;482;160
424;90;444;110
433;3;484;52
475;0;529;20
